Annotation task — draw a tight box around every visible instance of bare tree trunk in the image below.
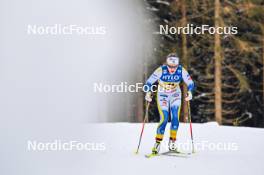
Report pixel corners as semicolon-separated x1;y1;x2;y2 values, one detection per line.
214;0;222;124
136;51;148;122
181;0;188;123
262;25;264;124
136;94;144;122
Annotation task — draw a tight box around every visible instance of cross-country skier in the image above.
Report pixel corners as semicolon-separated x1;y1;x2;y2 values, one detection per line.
144;53;195;154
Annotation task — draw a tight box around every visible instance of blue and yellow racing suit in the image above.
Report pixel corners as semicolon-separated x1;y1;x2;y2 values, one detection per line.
145;64;194;142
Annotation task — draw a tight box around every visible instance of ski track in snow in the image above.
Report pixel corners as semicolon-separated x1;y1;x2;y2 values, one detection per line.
1;122;264;175
90;122;264;175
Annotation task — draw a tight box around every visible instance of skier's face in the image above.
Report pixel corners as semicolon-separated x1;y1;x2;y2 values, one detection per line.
167;65;177;74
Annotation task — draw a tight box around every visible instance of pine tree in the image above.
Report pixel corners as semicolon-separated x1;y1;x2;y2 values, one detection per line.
144;0;264;127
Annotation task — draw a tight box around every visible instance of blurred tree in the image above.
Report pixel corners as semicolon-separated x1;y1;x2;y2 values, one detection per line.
214;0;223;124
144;0;264;127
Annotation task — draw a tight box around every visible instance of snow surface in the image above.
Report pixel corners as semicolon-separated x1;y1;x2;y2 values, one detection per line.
1;122;264;175
92;122;264;175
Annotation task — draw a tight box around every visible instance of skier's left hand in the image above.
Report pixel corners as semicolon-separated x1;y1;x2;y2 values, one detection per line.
185;91;192;101
145;91;152;102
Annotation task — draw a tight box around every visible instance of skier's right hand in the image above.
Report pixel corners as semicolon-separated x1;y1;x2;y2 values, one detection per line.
145;92;152;102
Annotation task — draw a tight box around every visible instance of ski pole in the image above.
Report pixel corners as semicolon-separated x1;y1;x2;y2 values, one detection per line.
135;101;150;154
187;101;195;153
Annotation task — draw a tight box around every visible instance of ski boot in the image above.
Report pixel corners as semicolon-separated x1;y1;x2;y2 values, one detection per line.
152;141;161;154
168;139;177;152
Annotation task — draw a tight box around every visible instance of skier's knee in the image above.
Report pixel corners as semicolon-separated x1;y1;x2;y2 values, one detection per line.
171;123;179;130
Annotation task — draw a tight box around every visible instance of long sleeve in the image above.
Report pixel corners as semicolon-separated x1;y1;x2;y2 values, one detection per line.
182;67;195;92
144;66;162;92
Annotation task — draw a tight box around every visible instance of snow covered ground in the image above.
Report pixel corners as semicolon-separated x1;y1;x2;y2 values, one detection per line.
1;122;264;175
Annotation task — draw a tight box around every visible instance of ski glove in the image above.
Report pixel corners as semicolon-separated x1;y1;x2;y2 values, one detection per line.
145;92;152;102
185;91;192;101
